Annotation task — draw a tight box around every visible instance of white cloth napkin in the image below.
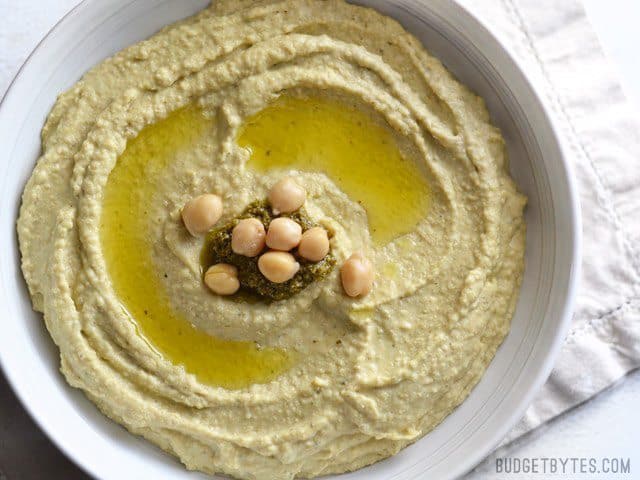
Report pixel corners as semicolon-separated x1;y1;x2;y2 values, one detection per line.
456;0;640;455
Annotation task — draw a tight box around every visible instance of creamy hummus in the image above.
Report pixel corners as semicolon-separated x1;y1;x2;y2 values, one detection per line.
17;1;527;478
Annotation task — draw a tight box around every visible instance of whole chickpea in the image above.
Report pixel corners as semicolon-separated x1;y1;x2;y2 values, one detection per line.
181;194;223;236
204;263;240;295
268;177;306;214
340;253;374;298
266;217;302;251
232;218;266;257
258;251;300;283
298;227;330;262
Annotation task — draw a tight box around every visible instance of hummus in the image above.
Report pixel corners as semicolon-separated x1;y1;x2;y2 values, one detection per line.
17;0;527;479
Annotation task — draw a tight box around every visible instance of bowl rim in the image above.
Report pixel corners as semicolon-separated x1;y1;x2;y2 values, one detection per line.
0;1;581;479
427;0;582;476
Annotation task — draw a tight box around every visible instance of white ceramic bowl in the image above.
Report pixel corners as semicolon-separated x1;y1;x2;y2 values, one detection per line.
0;1;580;479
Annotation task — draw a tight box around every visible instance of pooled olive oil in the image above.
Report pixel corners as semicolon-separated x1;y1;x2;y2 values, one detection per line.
100;95;428;388
100;106;291;389
239;95;430;245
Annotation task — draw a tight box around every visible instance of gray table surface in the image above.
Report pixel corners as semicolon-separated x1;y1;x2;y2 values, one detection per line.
0;372;87;479
1;1;639;480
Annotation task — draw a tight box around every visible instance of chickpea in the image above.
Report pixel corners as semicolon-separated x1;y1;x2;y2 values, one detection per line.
232;218;266;257
266;217;302;251
204;263;240;295
258;251;300;283
268;177;306;214
298;227;330;262
181;193;223;236
341;253;374;298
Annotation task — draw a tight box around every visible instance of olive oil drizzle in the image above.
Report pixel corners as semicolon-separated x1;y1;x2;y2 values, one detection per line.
100;95;429;389
239;95;430;245
100;106;291;389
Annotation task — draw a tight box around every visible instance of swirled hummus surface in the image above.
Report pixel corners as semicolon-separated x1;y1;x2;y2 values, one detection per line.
17;1;527;478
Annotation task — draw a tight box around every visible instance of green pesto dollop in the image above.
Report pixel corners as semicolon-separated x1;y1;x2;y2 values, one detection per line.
201;201;335;301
